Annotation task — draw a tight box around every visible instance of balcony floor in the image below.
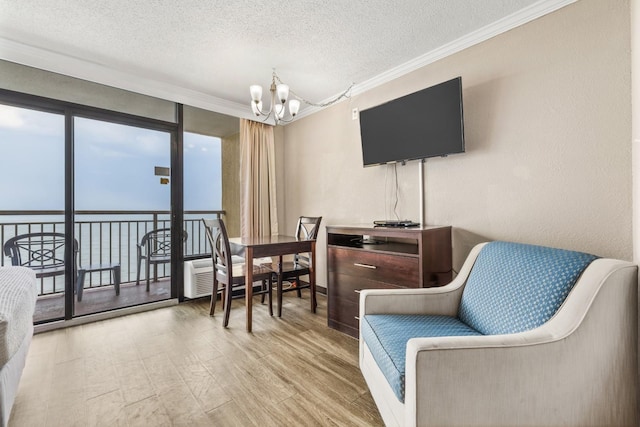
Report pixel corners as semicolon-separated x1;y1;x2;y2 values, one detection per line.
34;279;172;323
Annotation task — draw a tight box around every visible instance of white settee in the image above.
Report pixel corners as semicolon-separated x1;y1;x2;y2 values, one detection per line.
0;267;37;427
359;241;638;427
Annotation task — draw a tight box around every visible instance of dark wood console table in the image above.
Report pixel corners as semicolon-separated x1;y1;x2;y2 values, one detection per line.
326;224;452;338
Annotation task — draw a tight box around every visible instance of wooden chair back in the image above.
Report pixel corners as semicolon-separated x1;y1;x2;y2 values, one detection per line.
202;217;275;324
202;218;233;280
294;216;322;266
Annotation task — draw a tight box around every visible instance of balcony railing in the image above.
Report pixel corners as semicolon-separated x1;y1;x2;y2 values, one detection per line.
0;210;222;296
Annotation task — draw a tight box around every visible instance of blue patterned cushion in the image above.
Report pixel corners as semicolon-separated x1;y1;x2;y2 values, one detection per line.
362;314;482;402
458;241;598;335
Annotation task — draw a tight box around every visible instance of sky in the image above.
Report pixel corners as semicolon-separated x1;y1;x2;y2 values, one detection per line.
0;104;221;212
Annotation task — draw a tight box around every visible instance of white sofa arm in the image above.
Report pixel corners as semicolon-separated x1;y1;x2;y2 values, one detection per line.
359;285;464;317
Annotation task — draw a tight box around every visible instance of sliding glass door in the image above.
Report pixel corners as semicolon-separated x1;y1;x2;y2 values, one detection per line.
0;103;67;323
1;90;181;323
73;116;173;316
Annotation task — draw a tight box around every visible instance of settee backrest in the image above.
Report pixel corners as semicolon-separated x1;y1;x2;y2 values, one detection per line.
458;241;598;335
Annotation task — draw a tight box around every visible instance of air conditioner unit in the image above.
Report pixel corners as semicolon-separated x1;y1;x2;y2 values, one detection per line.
184;259;213;298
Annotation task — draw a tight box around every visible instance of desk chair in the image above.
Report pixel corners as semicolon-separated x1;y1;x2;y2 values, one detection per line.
271;216;321;317
202;218;274;327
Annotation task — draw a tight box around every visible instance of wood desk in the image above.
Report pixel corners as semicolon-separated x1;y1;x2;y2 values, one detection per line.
229;235;317;332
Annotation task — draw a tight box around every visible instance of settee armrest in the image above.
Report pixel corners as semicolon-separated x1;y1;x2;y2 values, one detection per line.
401;259;638;427
359;285;463;318
359;242;486;317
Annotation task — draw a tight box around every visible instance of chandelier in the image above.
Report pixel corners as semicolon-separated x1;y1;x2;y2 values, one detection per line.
249;69;353;124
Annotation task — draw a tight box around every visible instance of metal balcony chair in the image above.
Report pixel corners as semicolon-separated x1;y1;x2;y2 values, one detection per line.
3;232;120;301
270;216;322;317
202;218;274;327
136;228;187;291
3;232;73;282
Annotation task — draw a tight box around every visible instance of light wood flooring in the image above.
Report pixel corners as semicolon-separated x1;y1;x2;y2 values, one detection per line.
9;292;384;426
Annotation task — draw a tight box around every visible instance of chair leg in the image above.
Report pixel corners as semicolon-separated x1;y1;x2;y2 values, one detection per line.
145;261;151;292
269;278;273;316
259;279;271;308
277;273;284;318
76;269;86;302
221;285;227;312
210;277;219;316
113;265;121;296
296;275;302;298
260;280;265;304
223;284;233;327
136;257;142;286
265;278;273;316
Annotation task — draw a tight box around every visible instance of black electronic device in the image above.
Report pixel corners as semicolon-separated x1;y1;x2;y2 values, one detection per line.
359;76;465;167
373;220;420;228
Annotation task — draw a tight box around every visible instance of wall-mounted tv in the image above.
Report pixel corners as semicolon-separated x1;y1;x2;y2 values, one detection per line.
359;76;464;167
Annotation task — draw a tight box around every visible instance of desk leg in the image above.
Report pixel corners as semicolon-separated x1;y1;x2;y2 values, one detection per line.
245;247;254;332
310;241;317;313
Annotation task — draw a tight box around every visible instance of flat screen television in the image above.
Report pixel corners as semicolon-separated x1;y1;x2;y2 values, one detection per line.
359;76;465;167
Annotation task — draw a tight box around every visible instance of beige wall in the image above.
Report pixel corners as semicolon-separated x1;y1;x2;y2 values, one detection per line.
282;0;632;286
183;105;239;139
222;132;241;236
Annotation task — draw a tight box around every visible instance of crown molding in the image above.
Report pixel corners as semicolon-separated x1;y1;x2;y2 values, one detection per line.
294;0;576;120
0;0;575;123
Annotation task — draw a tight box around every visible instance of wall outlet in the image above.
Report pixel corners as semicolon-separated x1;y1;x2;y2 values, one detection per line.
352;108;359;120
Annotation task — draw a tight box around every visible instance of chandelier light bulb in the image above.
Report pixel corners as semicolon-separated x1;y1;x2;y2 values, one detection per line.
288;99;300;117
275;103;285;120
251;101;263;116
276;84;289;104
250;85;263;102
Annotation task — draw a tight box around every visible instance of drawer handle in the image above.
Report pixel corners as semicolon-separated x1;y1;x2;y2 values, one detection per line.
355;316;360;320
354;289;361;294
354;262;377;269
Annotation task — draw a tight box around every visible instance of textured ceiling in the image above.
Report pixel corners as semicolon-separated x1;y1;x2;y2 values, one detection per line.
0;0;572;120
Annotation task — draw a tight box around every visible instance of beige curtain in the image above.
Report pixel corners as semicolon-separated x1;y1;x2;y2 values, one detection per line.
239;119;279;238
